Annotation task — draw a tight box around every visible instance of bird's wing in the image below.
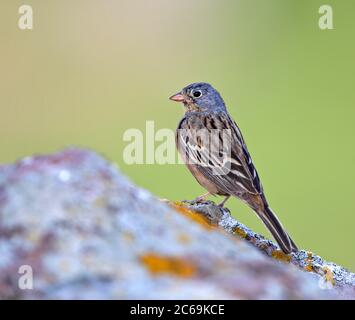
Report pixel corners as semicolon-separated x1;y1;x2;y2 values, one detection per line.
177;112;263;196
228;115;264;195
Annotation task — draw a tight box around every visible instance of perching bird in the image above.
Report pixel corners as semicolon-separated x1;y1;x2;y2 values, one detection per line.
170;82;298;254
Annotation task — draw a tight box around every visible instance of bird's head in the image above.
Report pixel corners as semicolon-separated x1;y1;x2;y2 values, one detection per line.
169;82;226;113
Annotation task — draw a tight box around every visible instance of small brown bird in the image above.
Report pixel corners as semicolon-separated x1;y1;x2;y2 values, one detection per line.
170;82;298;254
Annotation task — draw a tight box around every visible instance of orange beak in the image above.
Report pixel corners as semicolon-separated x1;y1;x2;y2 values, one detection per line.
169;92;185;102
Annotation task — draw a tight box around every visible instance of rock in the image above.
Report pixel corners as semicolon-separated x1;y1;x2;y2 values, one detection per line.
0;148;353;299
179;200;355;298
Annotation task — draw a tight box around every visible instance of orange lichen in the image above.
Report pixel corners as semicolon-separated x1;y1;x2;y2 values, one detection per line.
140;253;197;278
232;226;247;239
122;231;135;242
306;251;313;262
171;202;214;230
303;252;314;272
177;233;192;244
93;196;106;208
271;250;292;263
323;266;335;285
304;264;314;272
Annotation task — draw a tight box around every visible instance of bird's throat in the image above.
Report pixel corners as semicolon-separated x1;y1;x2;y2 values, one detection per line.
184;102;201;112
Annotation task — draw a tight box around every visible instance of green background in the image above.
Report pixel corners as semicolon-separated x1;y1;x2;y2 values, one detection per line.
1;1;354;270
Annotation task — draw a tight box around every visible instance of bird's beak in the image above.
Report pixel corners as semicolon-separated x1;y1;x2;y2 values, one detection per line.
169;92;185;103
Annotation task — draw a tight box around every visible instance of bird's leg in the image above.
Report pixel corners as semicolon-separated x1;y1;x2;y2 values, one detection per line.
218;195;231;207
193;192;211;203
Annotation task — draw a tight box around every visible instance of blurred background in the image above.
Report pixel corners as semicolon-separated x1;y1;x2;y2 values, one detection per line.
1;0;354;270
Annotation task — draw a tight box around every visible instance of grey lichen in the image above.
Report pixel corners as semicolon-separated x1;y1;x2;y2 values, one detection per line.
180;200;355;295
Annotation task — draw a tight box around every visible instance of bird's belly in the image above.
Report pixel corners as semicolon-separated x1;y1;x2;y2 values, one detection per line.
185;164;227;196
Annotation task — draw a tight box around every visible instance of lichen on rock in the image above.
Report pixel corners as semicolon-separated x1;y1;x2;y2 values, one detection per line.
178;200;355;297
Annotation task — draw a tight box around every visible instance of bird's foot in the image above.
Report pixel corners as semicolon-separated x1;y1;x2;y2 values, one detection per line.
193;192;211;203
218;195;231;207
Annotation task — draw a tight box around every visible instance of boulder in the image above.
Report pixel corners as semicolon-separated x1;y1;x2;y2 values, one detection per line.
0;148;353;299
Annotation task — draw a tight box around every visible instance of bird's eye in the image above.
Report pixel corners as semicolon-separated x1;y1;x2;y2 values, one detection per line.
191;89;202;98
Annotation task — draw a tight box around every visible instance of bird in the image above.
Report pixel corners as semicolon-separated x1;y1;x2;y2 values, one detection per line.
169;82;298;254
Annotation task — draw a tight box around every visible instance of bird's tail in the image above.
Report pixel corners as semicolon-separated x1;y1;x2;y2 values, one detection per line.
256;206;298;254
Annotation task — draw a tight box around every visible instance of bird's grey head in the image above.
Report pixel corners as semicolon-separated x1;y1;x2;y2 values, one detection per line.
169;82;226;113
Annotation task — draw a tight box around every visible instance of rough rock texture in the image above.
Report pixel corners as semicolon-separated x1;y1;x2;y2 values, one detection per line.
179;201;355;296
0;148;353;299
